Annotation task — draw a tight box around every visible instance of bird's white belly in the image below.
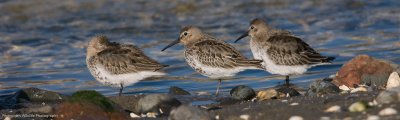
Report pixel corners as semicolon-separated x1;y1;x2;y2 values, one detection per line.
187;57;253;79
90;64;165;87
250;43;309;76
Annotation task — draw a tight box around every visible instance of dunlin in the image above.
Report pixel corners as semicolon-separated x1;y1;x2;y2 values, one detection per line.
86;36;167;96
235;18;335;86
161;26;263;96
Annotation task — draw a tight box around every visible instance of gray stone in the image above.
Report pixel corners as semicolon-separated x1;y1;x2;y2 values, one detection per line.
306;79;341;96
276;87;301;97
361;74;389;87
14;87;67;103
135;94;181;115
169;86;191;95
230;85;256;100
169;105;212;120
0;87;68;109
376;86;400;104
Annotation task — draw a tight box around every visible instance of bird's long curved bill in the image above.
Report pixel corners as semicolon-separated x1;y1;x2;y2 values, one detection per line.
161;38;180;51
234;32;249;43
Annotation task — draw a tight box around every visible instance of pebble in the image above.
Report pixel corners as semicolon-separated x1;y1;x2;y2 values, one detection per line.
276;87;301;97
386;72;400;89
324;105;341;113
146;112;157;118
130;113;140;118
366;115;380;120
135;94;181;115
13;87;67;103
289;116;304;120
379;107;397;116
290;103;299;106
343;117;352;120
320;117;330;120
169;105;211;120
4;117;11;120
256;89;284;101
350;86;368;93
282;100;288;103
376;86;400;104
368;100;378;107
348;101;368;112
339;85;351;91
230;85;256;100
240;114;250;120
305;79;340;96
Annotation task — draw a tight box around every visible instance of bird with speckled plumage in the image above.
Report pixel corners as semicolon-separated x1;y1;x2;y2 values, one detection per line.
235;18;335;86
86;36;167;96
162;26;263;96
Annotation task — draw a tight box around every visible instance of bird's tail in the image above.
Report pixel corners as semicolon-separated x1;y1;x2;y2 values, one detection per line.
323;56;335;63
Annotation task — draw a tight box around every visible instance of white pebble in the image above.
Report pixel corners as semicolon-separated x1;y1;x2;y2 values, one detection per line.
324;105;341;113
290;103;299;106
339;85;351;91
366;115;380;120
240;114;250;120
159;108;163;114
289;116;303;120
368;100;378;107
4;117;11;120
379;108;397;116
146;112;157;118
130;113;140;118
350;86;368;93
215;115;220;120
320;116;330;120
348;101;367;112
386;72;400;89
281;100;288;102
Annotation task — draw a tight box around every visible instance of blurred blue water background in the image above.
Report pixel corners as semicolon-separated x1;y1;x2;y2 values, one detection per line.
0;0;399;96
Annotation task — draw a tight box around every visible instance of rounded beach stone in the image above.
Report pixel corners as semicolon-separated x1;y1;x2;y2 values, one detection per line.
230;85;256;100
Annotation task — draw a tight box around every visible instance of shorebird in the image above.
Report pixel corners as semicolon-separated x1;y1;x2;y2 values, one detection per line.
235;18;335;86
161;26;263;96
86;36;168;96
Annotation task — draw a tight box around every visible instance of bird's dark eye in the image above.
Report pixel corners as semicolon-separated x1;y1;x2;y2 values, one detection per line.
250;26;254;29
183;32;188;36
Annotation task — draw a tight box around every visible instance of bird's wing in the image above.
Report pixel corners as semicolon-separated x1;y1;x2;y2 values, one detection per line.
266;35;332;66
187;39;262;68
94;44;167;74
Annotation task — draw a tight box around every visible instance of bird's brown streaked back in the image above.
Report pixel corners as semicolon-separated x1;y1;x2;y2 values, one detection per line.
87;36;167;74
186;37;263;69
265;35;333;66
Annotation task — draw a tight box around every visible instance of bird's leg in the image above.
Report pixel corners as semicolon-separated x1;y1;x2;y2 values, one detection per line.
285;76;290;87
119;83;124;96
215;79;222;96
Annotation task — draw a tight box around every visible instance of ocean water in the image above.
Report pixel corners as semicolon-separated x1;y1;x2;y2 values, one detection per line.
0;0;399;96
